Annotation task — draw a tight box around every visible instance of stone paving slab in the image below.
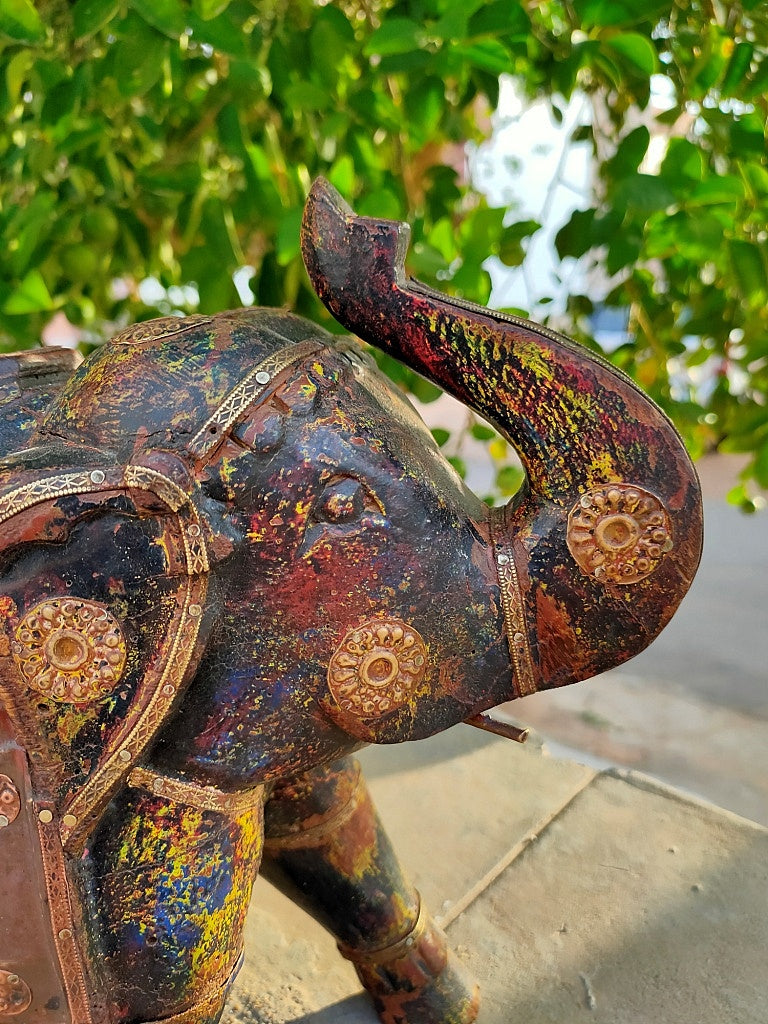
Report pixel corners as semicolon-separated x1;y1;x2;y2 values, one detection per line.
223;729;768;1024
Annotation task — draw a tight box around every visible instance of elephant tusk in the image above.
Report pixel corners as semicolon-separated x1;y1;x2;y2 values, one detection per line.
464;712;529;744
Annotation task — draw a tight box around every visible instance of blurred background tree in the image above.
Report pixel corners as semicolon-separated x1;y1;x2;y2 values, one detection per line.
0;0;766;504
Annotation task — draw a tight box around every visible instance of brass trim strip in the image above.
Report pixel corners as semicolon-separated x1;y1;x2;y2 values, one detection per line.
123;464;189;512
128;766;264;817
263;762;363;851
141;951;244;1024
0;469;122;526
489;506;537;698
186;339;323;459
61;574;208;853
36;807;95;1024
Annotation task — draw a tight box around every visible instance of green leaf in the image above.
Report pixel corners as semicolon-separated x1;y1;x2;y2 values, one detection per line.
468;2;528;38
670;212;725;261
0;0;44;42
404;77;445;143
447;455;467;478
327;155;355;198
72;0;119;38
431;428;450;447
3;270;54;314
409;376;443;404
610;173;675;215
496;464;522;496
754;440;768;490
356;189;402;220
729;240;767;304
730;112;766;157
129;0;186;38
575;0;668;29
364;18;425;57
453;39;511;75
688;177;745;206
276;208;303;267
192;0;232;20
661;138;704;183
114;15;167;96
5;49;33;106
604;125;649;180
721;42;754;95
310;8;355;88
471;423;496;441
186;11;250;56
555;208;596;260
603;33;658;77
284;81;331;113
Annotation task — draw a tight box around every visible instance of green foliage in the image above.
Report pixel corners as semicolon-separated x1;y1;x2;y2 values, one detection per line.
0;0;766;500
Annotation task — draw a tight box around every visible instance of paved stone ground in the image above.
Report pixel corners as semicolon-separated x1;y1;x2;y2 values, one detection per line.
223;728;768;1024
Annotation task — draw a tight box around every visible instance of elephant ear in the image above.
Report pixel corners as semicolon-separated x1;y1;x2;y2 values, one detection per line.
0;444;238;854
302;179;703;694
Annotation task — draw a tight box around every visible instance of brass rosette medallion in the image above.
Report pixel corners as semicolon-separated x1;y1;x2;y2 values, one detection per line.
0;776;20;827
567;484;673;584
0;970;32;1016
328;620;428;718
12;598;127;703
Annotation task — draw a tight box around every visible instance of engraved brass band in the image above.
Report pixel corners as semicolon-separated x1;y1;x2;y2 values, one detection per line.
35;804;95;1024
263;761;363;851
129;766;264;818
186;338;323;459
489;506;537;698
338;894;427;966
0;468;123;527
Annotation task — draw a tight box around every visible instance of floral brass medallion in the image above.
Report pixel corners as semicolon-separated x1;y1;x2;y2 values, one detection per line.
328;619;428;718
0;970;32;1016
0;776;20;828
567;484;673;584
11;598;127;704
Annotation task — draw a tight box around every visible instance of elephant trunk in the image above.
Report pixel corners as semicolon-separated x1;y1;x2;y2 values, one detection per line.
302;178;703;692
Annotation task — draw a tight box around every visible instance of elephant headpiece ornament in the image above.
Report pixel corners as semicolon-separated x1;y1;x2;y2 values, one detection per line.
0;180;702;1024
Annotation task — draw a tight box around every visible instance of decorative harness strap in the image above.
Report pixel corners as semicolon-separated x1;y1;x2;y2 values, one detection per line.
488;504;538;698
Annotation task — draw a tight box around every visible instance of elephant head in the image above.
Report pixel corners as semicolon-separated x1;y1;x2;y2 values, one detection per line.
302;177;703;701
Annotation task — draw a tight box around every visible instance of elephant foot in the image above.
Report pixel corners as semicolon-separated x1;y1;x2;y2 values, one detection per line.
339;901;480;1024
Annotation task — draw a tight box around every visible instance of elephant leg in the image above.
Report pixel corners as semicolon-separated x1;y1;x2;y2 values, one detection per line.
77;780;265;1023
261;756;479;1024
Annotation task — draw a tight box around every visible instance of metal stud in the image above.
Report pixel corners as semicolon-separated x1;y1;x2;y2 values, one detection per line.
90;470;106;484
255;370;271;385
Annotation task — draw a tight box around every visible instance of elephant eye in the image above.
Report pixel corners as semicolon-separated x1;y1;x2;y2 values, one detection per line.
315;478;365;524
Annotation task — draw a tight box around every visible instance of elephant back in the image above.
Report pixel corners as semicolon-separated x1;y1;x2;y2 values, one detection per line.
0;347;78;457
38;309;333;461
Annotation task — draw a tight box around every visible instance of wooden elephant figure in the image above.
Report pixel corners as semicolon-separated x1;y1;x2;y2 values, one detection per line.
0;181;702;1024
